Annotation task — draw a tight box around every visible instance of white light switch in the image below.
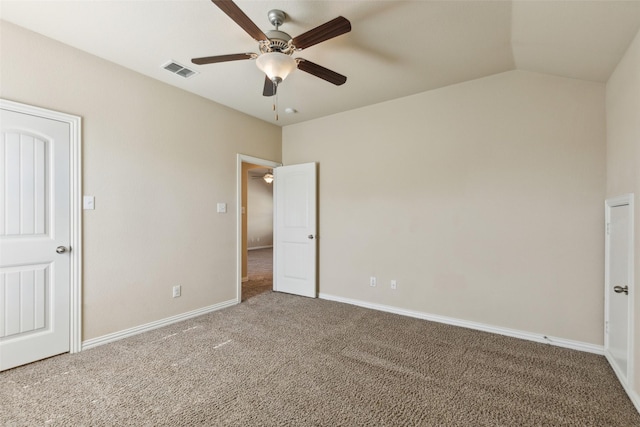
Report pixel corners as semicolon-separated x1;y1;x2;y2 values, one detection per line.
83;196;95;210
217;203;227;213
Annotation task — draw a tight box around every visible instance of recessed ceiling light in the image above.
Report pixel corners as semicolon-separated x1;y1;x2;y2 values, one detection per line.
284;107;298;114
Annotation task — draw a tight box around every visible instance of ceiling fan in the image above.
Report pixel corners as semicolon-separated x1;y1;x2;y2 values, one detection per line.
192;0;351;99
250;169;274;184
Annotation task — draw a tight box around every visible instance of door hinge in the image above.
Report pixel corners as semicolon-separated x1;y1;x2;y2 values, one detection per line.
606;222;610;235
605;320;609;334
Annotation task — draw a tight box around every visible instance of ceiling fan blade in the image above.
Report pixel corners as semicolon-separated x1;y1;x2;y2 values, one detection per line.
191;53;254;65
212;0;268;41
263;76;276;97
291;16;351;50
297;59;347;86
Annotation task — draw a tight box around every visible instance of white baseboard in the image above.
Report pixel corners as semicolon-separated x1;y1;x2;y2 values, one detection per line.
82;299;237;350
318;293;603;355
248;245;273;251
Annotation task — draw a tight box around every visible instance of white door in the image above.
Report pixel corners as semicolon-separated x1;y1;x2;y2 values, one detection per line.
604;196;634;385
0;108;71;371
274;163;317;298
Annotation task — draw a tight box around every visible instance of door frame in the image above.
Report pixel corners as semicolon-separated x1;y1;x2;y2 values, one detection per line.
604;193;635;390
236;154;281;303
1;99;82;354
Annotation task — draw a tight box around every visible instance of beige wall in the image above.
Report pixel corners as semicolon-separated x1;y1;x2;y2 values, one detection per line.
283;70;606;344
606;27;640;402
0;21;282;340
247;175;273;249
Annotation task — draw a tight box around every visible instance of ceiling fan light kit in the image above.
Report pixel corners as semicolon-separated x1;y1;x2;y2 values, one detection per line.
256;52;296;83
192;0;351;120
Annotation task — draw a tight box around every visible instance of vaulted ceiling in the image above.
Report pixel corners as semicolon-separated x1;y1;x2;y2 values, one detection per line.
2;1;640;126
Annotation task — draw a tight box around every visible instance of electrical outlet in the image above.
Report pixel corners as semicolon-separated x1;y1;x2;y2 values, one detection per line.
172;285;181;298
391;280;397;290
370;277;376;287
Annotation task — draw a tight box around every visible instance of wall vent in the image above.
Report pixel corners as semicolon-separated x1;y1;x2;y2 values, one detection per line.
162;61;198;79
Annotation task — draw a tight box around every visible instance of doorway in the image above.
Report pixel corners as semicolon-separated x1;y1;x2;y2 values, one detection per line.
244;166;274;300
236;155;281;303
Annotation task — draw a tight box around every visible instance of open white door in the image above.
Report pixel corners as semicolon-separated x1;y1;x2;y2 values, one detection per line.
274;163;317;298
0;102;79;371
604;195;635;390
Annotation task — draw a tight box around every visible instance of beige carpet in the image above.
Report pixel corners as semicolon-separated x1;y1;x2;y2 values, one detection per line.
1;292;638;426
243;248;273;301
246;247;272;279
242;276;272;301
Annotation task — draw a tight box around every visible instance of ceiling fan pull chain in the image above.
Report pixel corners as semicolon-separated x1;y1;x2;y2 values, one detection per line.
274;80;279;121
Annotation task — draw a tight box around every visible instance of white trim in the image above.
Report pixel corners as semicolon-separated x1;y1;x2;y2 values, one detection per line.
236;154;281;304
0;99;82;354
82;299;237;350
604;194;635;392
319;293;604;355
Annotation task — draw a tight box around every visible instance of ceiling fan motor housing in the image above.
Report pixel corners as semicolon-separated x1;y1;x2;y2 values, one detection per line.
261;30;293;55
261;10;294;55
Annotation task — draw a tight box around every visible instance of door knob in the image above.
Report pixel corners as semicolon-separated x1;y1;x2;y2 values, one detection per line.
613;285;629;295
308;235;315;240
56;246;69;254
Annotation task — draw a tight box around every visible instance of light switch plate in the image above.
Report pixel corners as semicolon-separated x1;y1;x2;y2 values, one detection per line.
217;203;227;213
83;196;95;210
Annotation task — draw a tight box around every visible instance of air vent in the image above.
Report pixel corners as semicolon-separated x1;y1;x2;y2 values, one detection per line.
162;61;198;79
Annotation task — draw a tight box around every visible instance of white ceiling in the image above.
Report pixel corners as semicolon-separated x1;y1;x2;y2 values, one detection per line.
2;1;640;126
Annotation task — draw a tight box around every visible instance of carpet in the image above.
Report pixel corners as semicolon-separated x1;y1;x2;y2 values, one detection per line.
243;247;273;301
1;292;638;426
242;277;272;301
246;247;272;279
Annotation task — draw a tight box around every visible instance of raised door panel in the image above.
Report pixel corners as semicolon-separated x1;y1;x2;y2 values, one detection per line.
0;265;48;338
0;133;48;237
